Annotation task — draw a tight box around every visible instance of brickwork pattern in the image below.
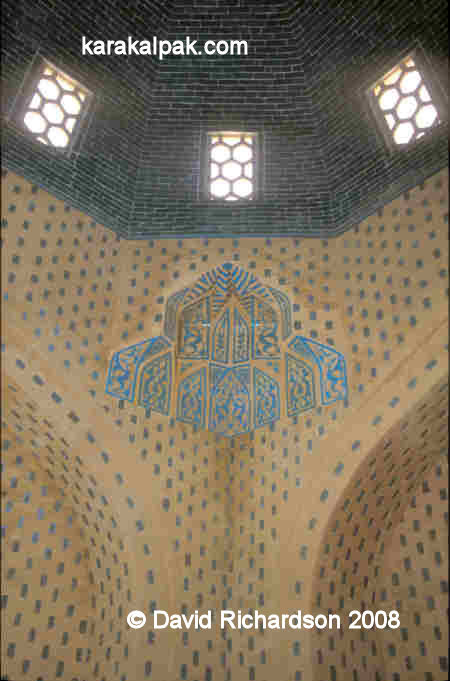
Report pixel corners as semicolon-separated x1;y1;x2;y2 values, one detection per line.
1;166;448;680
2;1;448;238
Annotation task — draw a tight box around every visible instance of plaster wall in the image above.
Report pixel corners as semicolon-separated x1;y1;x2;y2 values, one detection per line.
1;166;448;681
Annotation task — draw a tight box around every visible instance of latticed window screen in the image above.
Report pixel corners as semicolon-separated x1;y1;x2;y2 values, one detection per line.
204;132;258;201
11;58;92;154
368;51;443;148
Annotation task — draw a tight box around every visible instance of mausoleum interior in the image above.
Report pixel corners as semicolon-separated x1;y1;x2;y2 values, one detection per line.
1;1;448;680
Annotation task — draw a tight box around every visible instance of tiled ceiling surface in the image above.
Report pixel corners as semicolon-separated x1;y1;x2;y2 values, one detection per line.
1;0;448;238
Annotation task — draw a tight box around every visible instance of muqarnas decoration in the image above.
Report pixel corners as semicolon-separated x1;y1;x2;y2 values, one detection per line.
106;263;348;437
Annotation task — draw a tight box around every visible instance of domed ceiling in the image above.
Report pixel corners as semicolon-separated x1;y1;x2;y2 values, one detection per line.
1;4;449;680
2;0;448;238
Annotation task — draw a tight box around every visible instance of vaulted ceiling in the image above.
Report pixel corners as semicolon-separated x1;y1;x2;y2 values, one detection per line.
2;0;448;238
2;4;449;679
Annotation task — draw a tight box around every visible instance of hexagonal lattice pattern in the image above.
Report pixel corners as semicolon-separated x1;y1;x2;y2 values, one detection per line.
207;133;256;200
371;54;441;146
21;63;90;151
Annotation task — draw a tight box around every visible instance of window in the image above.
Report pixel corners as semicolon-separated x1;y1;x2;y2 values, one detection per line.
367;50;445;148
9;57;92;155
203;132;259;201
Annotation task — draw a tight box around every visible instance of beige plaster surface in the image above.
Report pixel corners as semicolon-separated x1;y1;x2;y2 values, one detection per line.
1;167;448;681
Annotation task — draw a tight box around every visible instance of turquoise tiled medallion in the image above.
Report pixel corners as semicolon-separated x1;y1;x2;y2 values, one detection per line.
106;263;348;436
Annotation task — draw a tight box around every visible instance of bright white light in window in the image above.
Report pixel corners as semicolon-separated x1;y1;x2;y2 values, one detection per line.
418;84;431;102
207;132;257;200
400;70;421;94
65;117;77;133
396;96;417;119
233;177;252;197
47;126;69;147
379;88;399;111
370;53;442;147
393;121;415;144
61;94;81;115
211;144;231;163
385;114;396;130
29;94;41;110
233;144;252;163
21;60;91;152
24;111;46;134
222;161;242;181
38;79;59;100
42;102;64;125
211;177;230;198
415;104;438;129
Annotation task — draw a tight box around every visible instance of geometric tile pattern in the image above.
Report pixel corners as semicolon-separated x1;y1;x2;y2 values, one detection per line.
177;367;206;428
288;337;347;405
138;352;171;415
106;264;348;436
285;354;316;417
254;367;280;428
209;365;251;436
105;337;170;402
